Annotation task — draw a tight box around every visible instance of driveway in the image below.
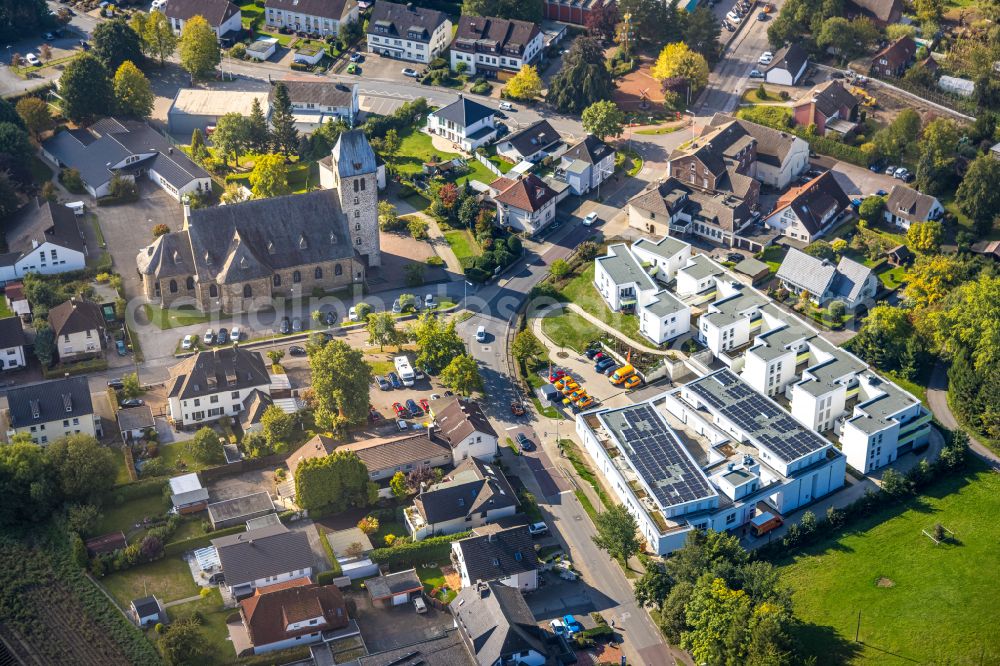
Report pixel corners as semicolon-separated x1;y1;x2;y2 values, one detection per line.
927;362;1000;468
347;589;455;653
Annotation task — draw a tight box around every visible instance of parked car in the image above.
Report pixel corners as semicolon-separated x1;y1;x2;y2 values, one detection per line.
499;101;514;112
595;357;616;372
727;12;741;22
757;11;768;19
413;596;427;613
116;339;127;356
120;398;144;408
392;402;410;418
350;52;363;62
289;345;307;356
723;21;736;31
593;352;606;363
511;401;525;416
749;69;764;78
885;165;897;175
388;372;402;389
583;211;599;226
602;363;620;376
203;328;215;345
230;326;242;341
369;407;381;422
375;375;391;391
79;40;90;50
585;348;601;360
516;432;535;452
830;71;844;79
476;325;486;342
562;615;583;635
406;399;422;417
24;53;40;66
624;375;643;390
392;299;402;314
402;68;418;77
279;317;291;334
876;188;888;197
726;252;743;263
758;52;773;65
349;306;359;321
549;618;567;636
215;328;227;345
107;378;124;390
323;311;337;326
549;369;568;381
528;521;548;537
181;335;195;350
424;293;436;309
347;63;360;74
576;396;595;409
291;317;303;332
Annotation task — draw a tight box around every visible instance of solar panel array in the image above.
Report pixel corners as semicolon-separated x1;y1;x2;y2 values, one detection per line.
610;404;716;508
688;370;828;463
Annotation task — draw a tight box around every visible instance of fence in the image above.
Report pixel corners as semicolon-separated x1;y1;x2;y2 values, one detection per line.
474;152;503;178
197;452;288;483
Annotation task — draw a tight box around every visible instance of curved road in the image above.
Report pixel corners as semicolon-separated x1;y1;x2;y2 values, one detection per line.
927;362;1000;468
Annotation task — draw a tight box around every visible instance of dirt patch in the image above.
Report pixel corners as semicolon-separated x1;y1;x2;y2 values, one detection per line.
613;57;666;111
441;565;461;591
876;577;895;588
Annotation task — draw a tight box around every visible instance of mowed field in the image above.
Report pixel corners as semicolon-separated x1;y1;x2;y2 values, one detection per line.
778;462;1000;665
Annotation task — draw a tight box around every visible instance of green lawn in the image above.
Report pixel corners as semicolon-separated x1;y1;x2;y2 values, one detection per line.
778;463;1000;665
634;126;681;135
488;154;514;174
166;589;233;665
395;128;498;185
143;304;211;330
417;565;456;604
158;441;212;476
559;264;643;344
0;298;12;319
540;310;602;353
372;521;406;548
443;229;480;262
94;493;170;538
101;556;201;606
875;264;907;290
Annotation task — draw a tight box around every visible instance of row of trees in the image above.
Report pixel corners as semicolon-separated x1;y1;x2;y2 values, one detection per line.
0;96;39;225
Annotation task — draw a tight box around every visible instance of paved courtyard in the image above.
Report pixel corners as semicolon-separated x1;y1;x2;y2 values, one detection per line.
347;589;455;654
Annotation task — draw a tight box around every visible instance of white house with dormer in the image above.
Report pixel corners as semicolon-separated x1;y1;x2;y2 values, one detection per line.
366;1;451;64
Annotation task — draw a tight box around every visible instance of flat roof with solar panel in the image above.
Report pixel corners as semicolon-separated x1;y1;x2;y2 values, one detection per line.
600;403;718;510
685;369;830;464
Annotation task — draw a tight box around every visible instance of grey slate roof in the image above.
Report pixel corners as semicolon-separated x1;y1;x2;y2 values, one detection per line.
208;492;275;524
562;134;614;165
776;248;837;296
709;114;803;168
501;119;561;159
429;396;498;449
266;0;355;20
628;178;692;217
885;185;940;224
765;43;809;79
330;129;377;178
7;376;94;429
168;347;270;401
597;244;657;291
453;15;540;56
357;628;474;666
0;316;26;348
2;201;87;264
452;582;547;666
413;458;518;524
797;80;858;119
117;404;155;432
165;0;239;25
135;230;194;280
455;526;538;584
368;1;448;42
772;170;850;235
212;523;314;586
365;568;423;600
431;96;496;128
275;80;355;109
831;256;874;303
48;298;105;338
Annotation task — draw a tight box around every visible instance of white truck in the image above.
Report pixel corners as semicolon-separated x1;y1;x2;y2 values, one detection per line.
394;355;415;387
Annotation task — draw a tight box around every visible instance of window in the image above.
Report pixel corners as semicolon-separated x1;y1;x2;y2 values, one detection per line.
210;395;219;404
335;264;343;276
726;513;736;524
209;284;218;297
293;270;301;283
273;273;281;287
354;197;359;205
243;284;252;298
194;399;201;407
356;238;362;246
355;222;361;231
354;210;360;218
314;266;322;279
169;279;178;293
360;179;365;191
231;391;240;399
353;180;359;192
186;277;195;290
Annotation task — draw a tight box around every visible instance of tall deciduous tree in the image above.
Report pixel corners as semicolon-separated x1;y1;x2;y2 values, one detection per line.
440;353;483;396
652;42;709;97
412;312;465;372
249;153;290;198
260;405;295;451
158;619;211;666
906;220;942;252
59;53;113;122
581;100;625;140
294;450;376;512
113;61;154;118
591;503;641;564
547;37;615;114
956;154;1000;236
45;434;117;504
461;0;543;23
585;2;619;41
92;17;144;73
916;117;961;195
511;329;545;364
15;96;52;139
269;82;299;158
186;427;224;464
178;16;220;79
32;322;55;366
367;312;399;351
212;112;250;166
0;441;59;526
844;304;915;370
309;339;372;430
139;10;177;65
0;122;32;163
503;64;542;101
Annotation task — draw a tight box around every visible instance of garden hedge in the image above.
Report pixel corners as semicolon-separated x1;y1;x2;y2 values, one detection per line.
162;524;245;557
369;531;470;568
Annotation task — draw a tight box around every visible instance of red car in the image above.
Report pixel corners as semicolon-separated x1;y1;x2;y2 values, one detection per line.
392;402;409;418
419;398;430;413
549;370;567;383
511;402;525;416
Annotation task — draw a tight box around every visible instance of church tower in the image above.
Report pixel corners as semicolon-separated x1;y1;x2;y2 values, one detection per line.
329;130;380;268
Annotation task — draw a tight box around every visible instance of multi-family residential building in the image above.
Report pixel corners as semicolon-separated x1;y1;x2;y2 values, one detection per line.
275;80;360;130
451;525;539;592
706;114;810;190
48;298;107;362
491;174;559;235
575;371;847;555
405;458;518;540
425;96;499;152
264;0;359;37
366;1;451;64
627;177;755;248
167;347;272;427
882;185;943;230
762;171;851;243
594;243;657;312
0;201;88;285
776;248;877;311
631;235;692;284
164;0;242;41
666;120;761;210
452;582;549;666
555;135;616;196
4;376;100;445
0;318;26;370
450;15;543;79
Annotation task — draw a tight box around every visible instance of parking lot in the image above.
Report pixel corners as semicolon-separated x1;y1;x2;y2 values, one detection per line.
347;589;456;654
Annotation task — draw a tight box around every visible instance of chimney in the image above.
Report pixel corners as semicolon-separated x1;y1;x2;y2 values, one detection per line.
181;195;191;228
477;581;489;598
168;147;173;154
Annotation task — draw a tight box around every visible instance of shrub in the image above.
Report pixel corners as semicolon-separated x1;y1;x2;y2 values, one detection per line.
426;256;445;267
369;531;470;567
384;533;396;546
229;43;246;59
317;570;339;585
60;168;85;193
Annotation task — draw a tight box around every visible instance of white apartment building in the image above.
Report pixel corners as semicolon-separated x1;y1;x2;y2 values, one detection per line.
5;376;100;445
366;1;451;64
167;347;272;427
631;235;692;284
594;243;658;312
264;0;359;37
492;174;559;235
450;15;543;79
164;0;242;40
0;202;88;285
425;96;498;152
0;317;27;370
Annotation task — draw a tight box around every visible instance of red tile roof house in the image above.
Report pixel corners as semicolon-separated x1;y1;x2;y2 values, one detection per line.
792;81;860;137
869;37;917;78
231;579;349;656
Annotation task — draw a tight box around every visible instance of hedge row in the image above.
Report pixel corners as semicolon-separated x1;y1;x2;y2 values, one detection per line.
369;531;470;568
317;530;343;576
110;478;167;503
163;524;246;557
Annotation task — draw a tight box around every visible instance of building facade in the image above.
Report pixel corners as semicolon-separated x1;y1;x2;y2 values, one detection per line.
5;376;100;445
264;0;359;37
450;15;543;79
366;1;451;64
167;348;272;427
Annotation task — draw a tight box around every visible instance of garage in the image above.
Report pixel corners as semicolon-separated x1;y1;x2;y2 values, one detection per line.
167;88;271;137
366;568;424;608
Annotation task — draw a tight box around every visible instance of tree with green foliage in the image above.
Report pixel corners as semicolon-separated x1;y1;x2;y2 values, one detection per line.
635;561;673;610
249;153;290;199
581;100;626;140
178;16;220;79
858;195;885;223
45;434;117;504
0;122;32;164
66;503;102;537
547;37;615;114
803;240;836;261
378;200;401;231
461;0;543;23
294;450;376;512
935;273;1000;372
367;312;399;351
904;254;971;308
592;503;641;564
0;441;59;526
58;53;113;122
137;10;177;65
158;618;211;666
390;470;409;499
652;42;710;97
189;127;208;162
684;6;722;64
92;17;144;73
260;405;295;452
309;339;372;430
212;112;250;166
815;17;879;60
113;61;154;118
15;96;52;139
33;323;55;366
511;329;545;364
955;154;1000;236
549;259;571;278
682;576;753;664
617;0;683;45
916;117;961;195
412;313;465;373
186;427;224;465
121;372;142;399
370;128;400;174
441;353;483;396
659;580;695;641
408;215;429;239
245;97;270;154
915;0;944;24
269;82;299;158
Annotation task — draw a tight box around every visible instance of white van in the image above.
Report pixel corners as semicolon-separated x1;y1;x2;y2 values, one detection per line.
476;326;486;342
499;101;513;111
65;201;85;216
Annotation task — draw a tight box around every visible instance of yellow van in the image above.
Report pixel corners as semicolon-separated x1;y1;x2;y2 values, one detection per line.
610;364;635;385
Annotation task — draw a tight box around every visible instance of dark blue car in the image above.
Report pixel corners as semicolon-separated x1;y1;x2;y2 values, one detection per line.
388;372;402;389
595;358;616;373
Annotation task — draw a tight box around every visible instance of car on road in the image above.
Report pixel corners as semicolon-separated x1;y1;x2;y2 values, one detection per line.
582;211;599;226
375;375;391;390
476;325;486;342
757;11;768;19
624;374;642;390
289;345;306;356
876;188;888;196
279;317;291;334
563;615;583;636
405;398;422;416
516;432;535;452
758;53;773;65
181;335;195;350
510;401;525;416
349;52;363;62
24;54;40;66
203;328;215;345
499;101;514;111
528;521;548;537
392;402;410;418
749;69;764;78
402;68;418;77
120;399;145;408
347;63;360;74
388;372;402;389
107;378;124;390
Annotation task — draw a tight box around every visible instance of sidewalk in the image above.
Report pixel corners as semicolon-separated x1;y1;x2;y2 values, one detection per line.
422;214;466;278
550;303;679;357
